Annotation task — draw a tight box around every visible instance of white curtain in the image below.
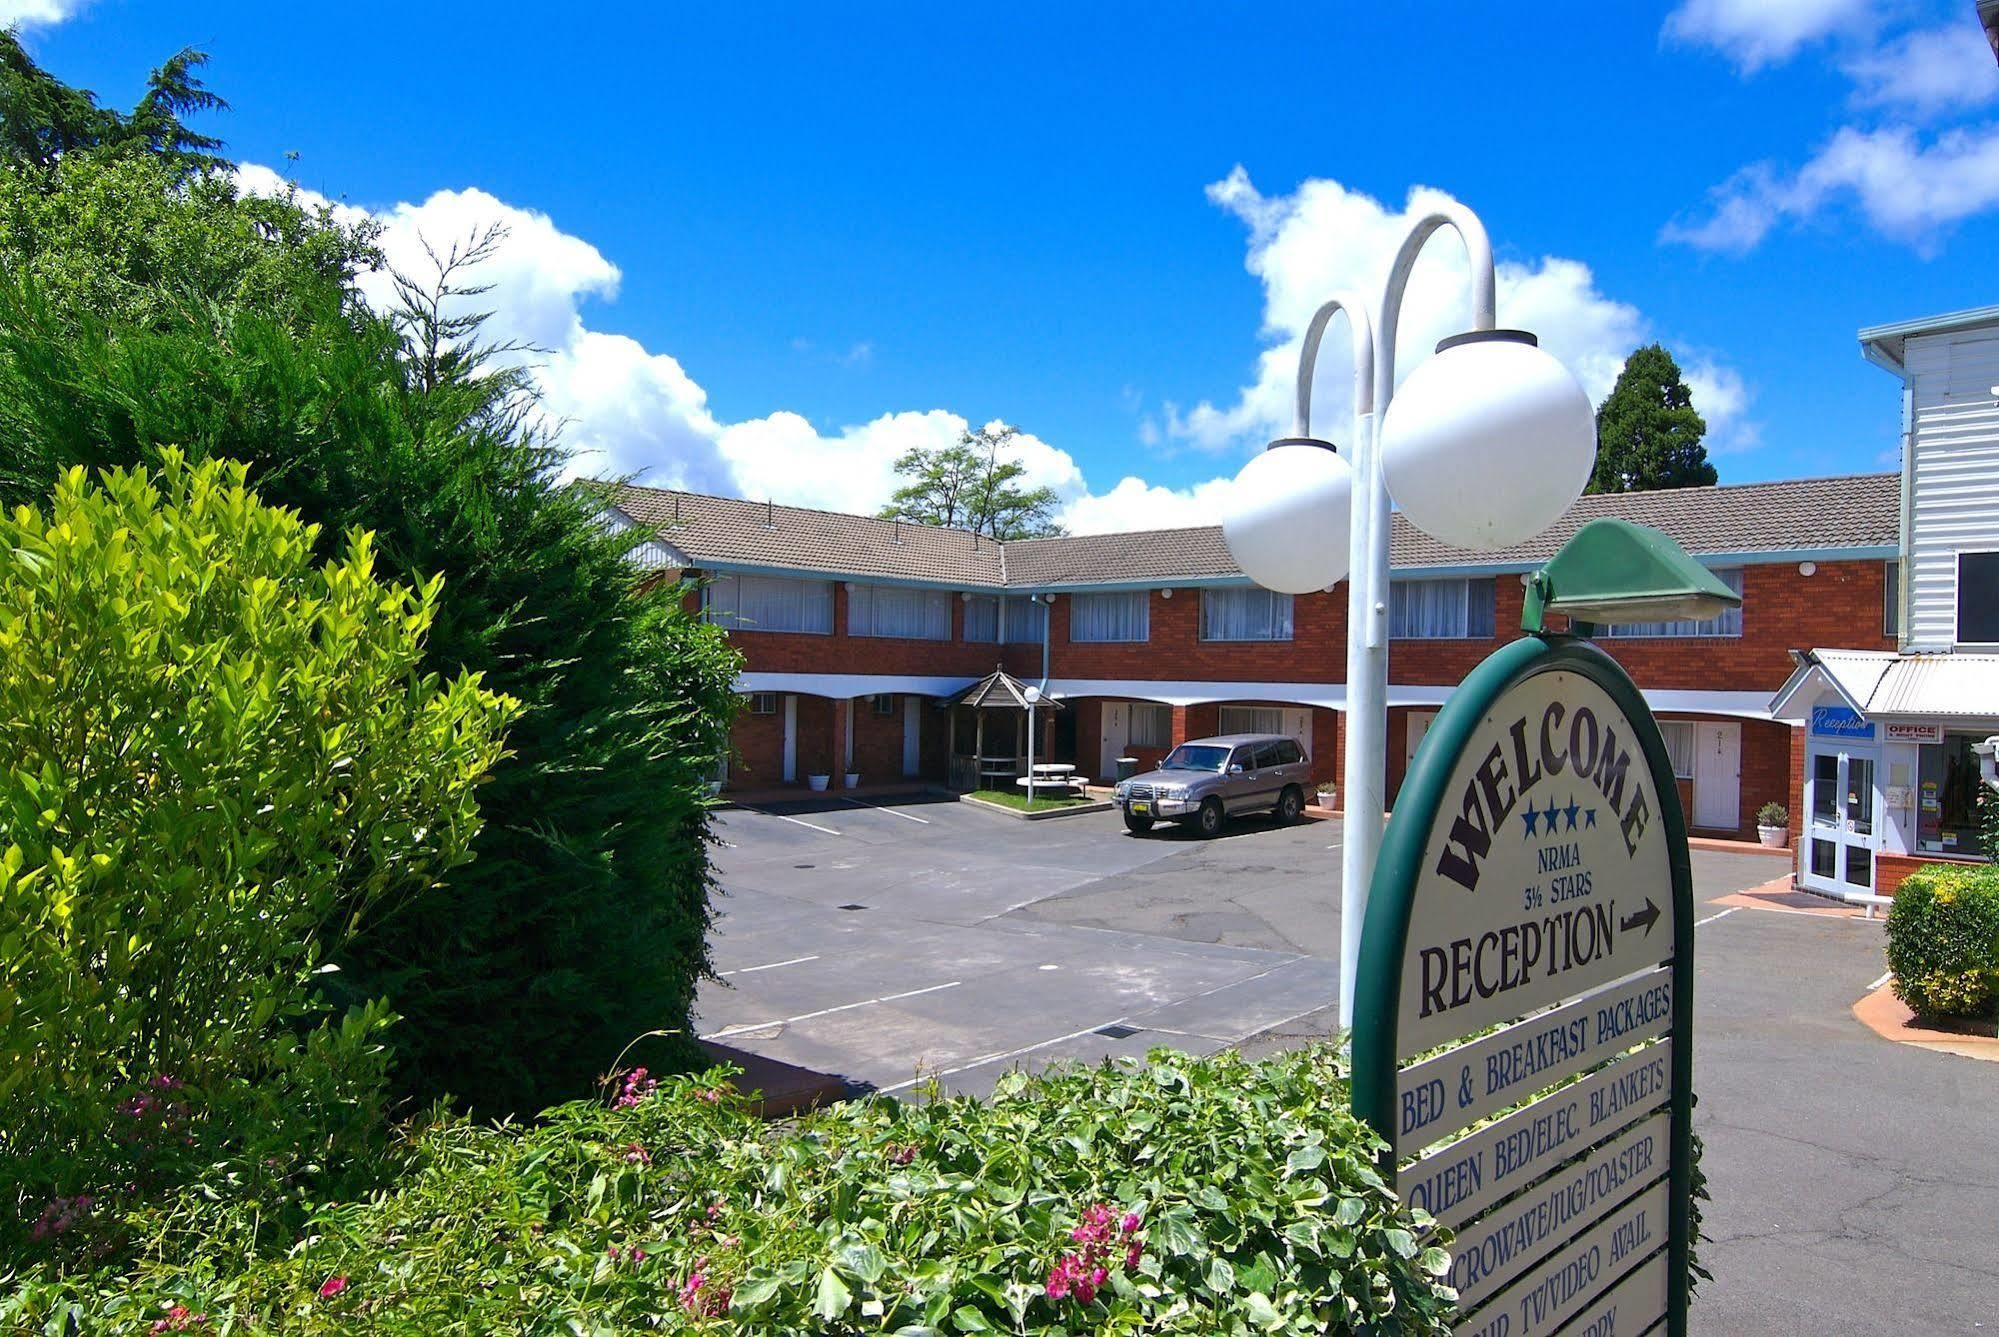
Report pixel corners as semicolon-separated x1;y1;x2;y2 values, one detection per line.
1220;705;1285;735
706;573;834;634
1004;598;1048;644
1201;587;1294;641
1658;721;1697;778
1070;591;1149;643
1389;578;1494;639
1602;568;1744;638
964;595;1000;643
848;584;951;639
1130;704;1172;747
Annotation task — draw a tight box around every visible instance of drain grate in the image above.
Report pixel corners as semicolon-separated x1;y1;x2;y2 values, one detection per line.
1095;1024;1141;1040
837;903;867;912
794;863;815;869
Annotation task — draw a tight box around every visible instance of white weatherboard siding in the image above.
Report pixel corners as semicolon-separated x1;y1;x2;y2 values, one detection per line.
1905;329;1999;651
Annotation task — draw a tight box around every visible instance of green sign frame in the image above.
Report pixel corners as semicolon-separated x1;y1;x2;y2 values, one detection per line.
1351;632;1696;1337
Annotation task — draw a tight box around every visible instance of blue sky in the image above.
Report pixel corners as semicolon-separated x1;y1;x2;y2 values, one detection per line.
11;1;1999;530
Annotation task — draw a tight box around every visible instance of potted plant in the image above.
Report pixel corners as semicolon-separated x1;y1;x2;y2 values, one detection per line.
807;773;831;792
844;771;861;789
1756;801;1788;848
1317;785;1337;810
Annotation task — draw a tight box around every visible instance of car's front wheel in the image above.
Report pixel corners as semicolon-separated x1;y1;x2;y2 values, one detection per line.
1275;784;1304;823
1195;797;1226;838
1123;812;1155;835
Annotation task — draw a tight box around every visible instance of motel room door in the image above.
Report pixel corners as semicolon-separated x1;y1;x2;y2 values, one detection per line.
1099;702;1130;781
1693;721;1741;831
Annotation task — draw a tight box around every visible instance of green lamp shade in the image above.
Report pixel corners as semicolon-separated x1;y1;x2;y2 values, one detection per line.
1524;518;1742;633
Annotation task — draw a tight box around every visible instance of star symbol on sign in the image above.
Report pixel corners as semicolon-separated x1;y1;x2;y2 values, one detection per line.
1564;796;1581;830
1543;797;1563;832
1584;806;1599;828
1522;805;1541;837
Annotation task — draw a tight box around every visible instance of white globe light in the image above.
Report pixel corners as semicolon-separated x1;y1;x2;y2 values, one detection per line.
1222;439;1353;594
1379;331;1595;551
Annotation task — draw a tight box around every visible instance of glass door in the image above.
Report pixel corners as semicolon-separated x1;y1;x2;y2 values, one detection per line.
1803;745;1879;895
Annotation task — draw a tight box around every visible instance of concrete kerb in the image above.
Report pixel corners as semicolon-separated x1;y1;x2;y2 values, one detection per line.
958;792;1115;821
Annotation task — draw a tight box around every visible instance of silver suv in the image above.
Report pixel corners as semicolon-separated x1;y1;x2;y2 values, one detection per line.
1113;733;1312;837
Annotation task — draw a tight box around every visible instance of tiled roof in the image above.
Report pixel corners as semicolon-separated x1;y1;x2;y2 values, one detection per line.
608;471;1899;590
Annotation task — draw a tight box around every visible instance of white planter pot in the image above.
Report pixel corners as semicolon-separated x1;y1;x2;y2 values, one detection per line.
807;774;830;792
1317;789;1337;810
844;772;861;789
1757;825;1787;848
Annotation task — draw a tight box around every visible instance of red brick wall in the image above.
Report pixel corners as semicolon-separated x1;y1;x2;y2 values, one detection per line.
848;697;904;782
1049;588;1346;682
731;701;787;788
1876;853;1988;897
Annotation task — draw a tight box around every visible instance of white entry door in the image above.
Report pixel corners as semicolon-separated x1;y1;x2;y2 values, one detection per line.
1099;702;1130;780
1693;721;1741;830
902;697;921;777
1406;711;1436;771
781;695;798;783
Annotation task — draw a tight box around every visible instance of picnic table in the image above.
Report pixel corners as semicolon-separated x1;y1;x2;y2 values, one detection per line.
1016;763;1089;798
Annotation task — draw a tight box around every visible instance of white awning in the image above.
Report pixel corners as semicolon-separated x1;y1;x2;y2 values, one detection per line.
1771;649;1999;728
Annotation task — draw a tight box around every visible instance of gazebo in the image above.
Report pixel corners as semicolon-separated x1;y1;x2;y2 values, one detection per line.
942;666;1064;792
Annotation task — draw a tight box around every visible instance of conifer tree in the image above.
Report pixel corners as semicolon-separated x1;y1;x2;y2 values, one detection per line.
1588;343;1717;494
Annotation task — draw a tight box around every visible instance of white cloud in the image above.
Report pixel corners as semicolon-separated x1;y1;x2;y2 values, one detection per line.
1174;169;1753;457
1663;0;1875;71
1844;22;1999;116
0;0;85;27
1664;122;1999;252
1057;475;1239;535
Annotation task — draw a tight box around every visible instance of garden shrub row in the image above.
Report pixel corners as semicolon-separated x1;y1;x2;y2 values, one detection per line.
1885;861;1999;1021
2;1047;1460;1336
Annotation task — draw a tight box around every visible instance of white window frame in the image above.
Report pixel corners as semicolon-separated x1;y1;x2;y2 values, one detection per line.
1200;587;1295;642
871;693;896;716
1069;590;1150;643
1601;567;1744;639
1656;720;1697;779
747;692;779;715
1388;577;1496;640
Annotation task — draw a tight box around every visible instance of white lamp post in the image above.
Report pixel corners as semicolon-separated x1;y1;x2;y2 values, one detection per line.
1222;201;1596;1026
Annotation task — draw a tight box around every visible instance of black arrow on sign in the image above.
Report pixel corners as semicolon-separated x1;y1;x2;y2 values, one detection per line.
1619;898;1661;937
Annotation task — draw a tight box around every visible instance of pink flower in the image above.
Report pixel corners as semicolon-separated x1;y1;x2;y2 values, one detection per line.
885;1143;918;1166
1045;1202;1144;1307
317;1276;348;1301
611;1067;658;1110
619;1142;652;1166
149;1307;208;1334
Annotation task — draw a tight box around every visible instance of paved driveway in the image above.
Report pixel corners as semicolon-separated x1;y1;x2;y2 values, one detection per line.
697;791;1999;1334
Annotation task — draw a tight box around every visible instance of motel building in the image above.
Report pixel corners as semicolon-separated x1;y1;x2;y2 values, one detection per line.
598;308;1999;904
1767;304;1999;900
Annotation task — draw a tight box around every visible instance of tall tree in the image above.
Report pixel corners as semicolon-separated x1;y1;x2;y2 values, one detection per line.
880;421;1064;539
1587;343;1717;494
0;34;223;171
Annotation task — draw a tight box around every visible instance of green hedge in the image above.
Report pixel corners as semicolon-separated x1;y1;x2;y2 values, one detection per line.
0;1047;1460;1335
1885;862;1999;1021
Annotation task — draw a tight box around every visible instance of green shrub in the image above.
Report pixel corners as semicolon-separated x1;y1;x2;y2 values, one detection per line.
0;1046;1459;1335
0;455;514;1253
1755;801;1787;828
1885;862;1999;1020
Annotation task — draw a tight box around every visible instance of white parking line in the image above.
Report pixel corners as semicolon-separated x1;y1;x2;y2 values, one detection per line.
746;807;842;836
701;980;961;1041
1695;906;1741;928
1868;970;1892;991
718;954;820;978
877;1017;1126;1094
842;796;930;824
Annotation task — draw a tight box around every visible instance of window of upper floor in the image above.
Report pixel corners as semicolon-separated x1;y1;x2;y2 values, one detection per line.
1388;577;1496;639
1884;559;1900;639
965;594;1050;644
848;583;952;640
1600;567;1744;638
1200;587;1294;642
1959;551;1999;645
705;573;833;635
1070;590;1149;643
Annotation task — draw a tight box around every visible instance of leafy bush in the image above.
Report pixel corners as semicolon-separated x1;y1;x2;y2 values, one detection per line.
1885;862;1999;1020
1755;801;1787;828
2;1047;1458;1334
0;136;741;1115
0;455;514;1253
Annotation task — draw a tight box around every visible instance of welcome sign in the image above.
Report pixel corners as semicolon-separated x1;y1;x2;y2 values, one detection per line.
1353;636;1695;1337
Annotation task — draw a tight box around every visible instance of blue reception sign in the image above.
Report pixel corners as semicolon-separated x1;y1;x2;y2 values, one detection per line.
1810;705;1875;740
1352;634;1696;1337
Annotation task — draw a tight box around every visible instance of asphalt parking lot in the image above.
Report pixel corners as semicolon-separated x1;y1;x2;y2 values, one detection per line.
699;791;1999;1334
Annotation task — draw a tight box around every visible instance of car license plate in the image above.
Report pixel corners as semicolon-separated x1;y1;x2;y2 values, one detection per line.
1130;801;1150;816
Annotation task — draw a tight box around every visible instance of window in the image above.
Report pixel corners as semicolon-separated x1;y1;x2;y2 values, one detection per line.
964;594;999;643
1957;551;1999;645
1071;590;1149;642
1601;567;1744;638
747;692;778;715
1005;598;1048;644
705;574;833;634
1388;578;1496;639
848;583;951;640
1883;559;1900;638
871;694;896;716
1200;587;1294;641
1657;721;1696;779
1917;732;1990;856
1130;703;1172;748
1220;705;1285;736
